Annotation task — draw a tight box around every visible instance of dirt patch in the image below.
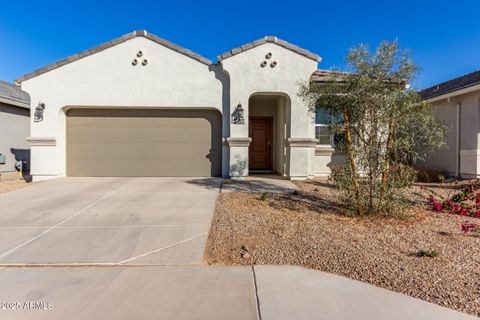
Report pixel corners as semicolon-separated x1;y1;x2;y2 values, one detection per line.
205;179;480;316
0;173;37;194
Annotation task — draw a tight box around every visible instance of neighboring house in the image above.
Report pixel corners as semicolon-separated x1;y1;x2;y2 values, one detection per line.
16;30;342;181
420;70;480;178
0;81;30;173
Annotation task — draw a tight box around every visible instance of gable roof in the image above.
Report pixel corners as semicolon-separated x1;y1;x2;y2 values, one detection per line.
0;80;30;108
217;36;321;63
421;70;480;100
16;30;213;83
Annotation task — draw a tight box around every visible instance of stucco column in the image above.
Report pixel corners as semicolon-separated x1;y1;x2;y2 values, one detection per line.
287;138;317;180
226;87;251;179
226;137;251;179
26;137;58;181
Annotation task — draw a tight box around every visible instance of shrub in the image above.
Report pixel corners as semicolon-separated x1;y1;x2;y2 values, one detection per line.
416;169;446;183
259;191;268;201
415;249;439;258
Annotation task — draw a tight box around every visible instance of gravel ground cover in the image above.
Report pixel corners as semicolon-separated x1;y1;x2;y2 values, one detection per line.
0;172;36;194
205;179;480;316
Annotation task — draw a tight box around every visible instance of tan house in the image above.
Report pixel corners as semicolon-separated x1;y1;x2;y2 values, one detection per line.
420;70;480;178
0;81;30;173
15;30;342;181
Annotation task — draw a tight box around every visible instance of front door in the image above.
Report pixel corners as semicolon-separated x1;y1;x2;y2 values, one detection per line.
249;117;273;170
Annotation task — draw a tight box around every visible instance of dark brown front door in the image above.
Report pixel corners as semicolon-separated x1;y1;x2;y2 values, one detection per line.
249;118;272;170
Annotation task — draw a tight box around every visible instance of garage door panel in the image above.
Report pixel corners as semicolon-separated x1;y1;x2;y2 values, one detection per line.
69;143;211;161
69;124;211;143
66;109;221;177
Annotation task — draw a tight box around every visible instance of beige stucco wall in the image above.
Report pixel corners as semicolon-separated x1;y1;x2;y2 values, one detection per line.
275;96;287;175
419;90;480;178
417;101;458;175
0;103;30;173
314;152;331;176
21;37;225;180
221;43;318;179
314;149;347;176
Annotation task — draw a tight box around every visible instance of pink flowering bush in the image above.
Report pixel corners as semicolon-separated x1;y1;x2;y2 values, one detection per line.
428;196;443;212
426;180;480;234
427;180;480;219
461;223;478;233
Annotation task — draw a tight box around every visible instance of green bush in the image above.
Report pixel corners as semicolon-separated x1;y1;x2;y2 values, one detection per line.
415;249;439;258
259;191;268;201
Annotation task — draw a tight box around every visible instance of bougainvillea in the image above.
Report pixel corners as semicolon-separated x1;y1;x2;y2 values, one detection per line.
427;180;480;219
426;181;480;234
461;223;478;233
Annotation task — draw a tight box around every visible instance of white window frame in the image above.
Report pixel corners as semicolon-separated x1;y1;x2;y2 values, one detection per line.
315;123;335;146
315;108;335;146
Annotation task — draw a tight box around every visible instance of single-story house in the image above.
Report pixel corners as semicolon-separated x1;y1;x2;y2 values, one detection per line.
0;81;30;173
16;30;341;181
420;70;480;178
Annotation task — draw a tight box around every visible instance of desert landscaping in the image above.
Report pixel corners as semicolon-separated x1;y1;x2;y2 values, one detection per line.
0;172;35;195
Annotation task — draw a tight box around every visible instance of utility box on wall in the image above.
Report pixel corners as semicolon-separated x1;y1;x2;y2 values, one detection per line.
0;154;5;164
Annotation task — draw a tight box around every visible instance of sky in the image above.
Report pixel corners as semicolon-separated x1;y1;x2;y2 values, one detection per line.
1;0;479;90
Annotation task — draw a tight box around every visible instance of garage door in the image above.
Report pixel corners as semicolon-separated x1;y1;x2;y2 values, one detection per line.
66;109;222;177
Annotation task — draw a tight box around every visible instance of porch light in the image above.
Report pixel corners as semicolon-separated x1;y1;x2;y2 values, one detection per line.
34;103;45;122
231;103;245;124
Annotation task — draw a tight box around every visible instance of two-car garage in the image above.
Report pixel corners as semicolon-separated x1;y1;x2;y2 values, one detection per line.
19;31;231;180
66;108;222;177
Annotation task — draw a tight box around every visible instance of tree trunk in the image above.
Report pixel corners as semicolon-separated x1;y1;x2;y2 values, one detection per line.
368;105;376;212
343;111;365;217
380;120;394;201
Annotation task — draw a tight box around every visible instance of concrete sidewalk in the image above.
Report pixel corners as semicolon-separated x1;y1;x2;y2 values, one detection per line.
0;265;475;320
222;174;298;193
254;266;477;320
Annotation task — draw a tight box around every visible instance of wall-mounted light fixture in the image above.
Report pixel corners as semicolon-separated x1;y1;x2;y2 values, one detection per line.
231;103;245;124
34;103;45;122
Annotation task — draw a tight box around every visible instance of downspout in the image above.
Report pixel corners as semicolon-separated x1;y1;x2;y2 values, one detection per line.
449;97;461;177
457;102;461;177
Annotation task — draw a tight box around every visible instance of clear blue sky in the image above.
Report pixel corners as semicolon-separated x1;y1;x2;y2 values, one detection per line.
1;0;479;89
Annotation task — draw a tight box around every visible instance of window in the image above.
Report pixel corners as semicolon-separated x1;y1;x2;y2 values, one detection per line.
315;108;339;146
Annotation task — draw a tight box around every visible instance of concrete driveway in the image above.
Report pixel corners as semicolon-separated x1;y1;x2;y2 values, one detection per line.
0;177;220;265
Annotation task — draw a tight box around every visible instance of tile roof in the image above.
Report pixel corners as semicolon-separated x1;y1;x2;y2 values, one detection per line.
16;30;213;83
217;36;321;63
0;80;30;108
421;70;480;100
311;70;406;88
310;70;348;82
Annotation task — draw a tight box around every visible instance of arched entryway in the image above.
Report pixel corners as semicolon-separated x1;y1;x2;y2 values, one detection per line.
248;93;290;176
